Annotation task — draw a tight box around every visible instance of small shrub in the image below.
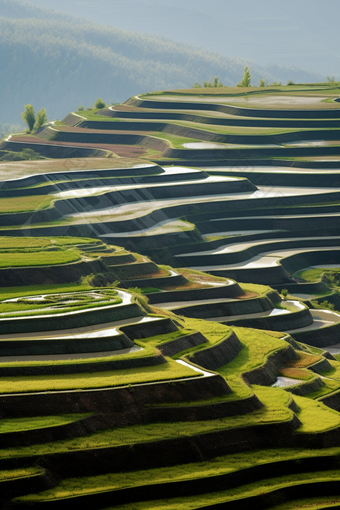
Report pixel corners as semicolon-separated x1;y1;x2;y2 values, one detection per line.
281;289;288;299
127;287;142;294
322;271;340;287
78;106;84;111
80;273;119;287
20;148;42;160
311;299;335;312
94;98;106;109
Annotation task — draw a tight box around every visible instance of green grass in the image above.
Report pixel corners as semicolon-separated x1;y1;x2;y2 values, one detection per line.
305;361;340;400
294;267;340;282
0;236;99;250
0;386;295;462
304;379;340;400
0;294;123;318
78;471;340;510
142;84;337;97
294;394;340;433
177;268;228;285
210;328;290;400
0;467;43;481
0;359;199;394
137;329;194;349
178;317;231;346
0;342;156;369
147;133;201;149
0;237;52;249
14;445;340;503
67;111;125;122
141;287;161;293
0;249;81;268
0;195;53;214
239;282;273;296
163;119;301;136
0;282;94;301
0;414;91;433
217;327;288;381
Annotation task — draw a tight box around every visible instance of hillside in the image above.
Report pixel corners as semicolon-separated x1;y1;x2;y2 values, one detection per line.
24;0;340;76
2;85;340;507
0;0;325;131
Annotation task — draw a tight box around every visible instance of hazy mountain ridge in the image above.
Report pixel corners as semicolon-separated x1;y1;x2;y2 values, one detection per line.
0;0;326;127
21;0;340;76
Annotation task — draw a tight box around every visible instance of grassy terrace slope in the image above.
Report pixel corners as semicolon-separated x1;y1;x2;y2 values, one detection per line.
2;85;340;508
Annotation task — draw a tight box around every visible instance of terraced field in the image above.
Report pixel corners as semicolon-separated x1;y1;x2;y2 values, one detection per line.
1;84;340;508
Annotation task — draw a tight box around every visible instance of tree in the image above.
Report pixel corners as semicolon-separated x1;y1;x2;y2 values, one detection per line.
237;66;251;87
21;104;35;132
213;76;224;87
193;78;224;88
34;108;47;131
259;78;265;87
94;98;106;109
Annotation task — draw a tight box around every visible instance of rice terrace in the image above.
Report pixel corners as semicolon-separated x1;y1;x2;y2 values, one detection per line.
2;82;340;509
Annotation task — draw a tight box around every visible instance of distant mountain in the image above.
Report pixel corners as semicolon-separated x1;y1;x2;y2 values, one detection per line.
23;0;340;77
0;0;325;126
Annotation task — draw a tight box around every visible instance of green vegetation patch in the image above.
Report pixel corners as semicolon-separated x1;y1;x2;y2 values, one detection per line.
0;236;99;250
0;249;81;268
0;282;93;301
82;471;340;510
177;317;231;348
295;267;340;282
0;288;123;318
0;467;43;482
0;359;199;394
240;282;273;296
137;329;194;349
0;195;53;214
212;328;290;400
16;443;340;504
150;133;202;148
0;414;91;434
218;327;288;381
294;395;340;433
0;386;295;462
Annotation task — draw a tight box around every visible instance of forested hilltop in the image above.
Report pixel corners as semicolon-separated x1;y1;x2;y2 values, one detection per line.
25;0;340;78
0;0;324;132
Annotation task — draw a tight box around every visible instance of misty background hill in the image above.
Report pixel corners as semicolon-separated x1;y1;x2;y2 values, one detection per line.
0;0;331;135
20;0;340;76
